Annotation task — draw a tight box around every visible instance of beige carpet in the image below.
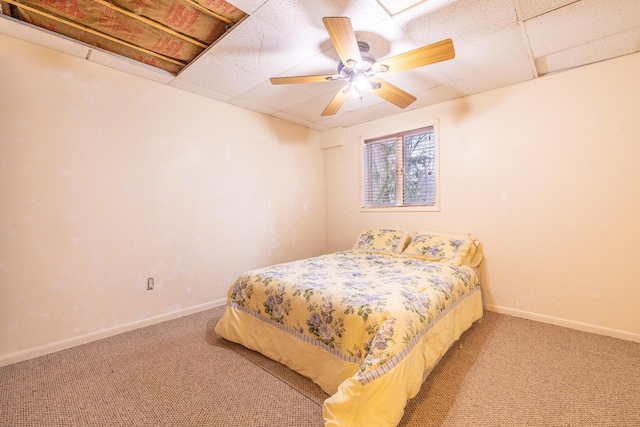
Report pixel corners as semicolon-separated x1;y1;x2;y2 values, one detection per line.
1;306;638;426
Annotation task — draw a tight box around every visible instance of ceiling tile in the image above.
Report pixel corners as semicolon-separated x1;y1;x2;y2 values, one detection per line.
382;66;452;94
525;0;640;57
168;78;232;102
518;0;576;19
320;88;387;115
305;121;330;132
535;28;640;75
357;97;416;121
0;15;89;59
272;109;322;127
274;50;339;77
359;16;417;61
279;97;333;122
230;0;268;14
88;50;174;83
252;0;389;46
175;51;265;97
438;24;531;81
377;0;425;15
408;83;463;109
313;109;370;129
235;80;317;110
207;15;321;79
454;60;534;96
393;0;518;46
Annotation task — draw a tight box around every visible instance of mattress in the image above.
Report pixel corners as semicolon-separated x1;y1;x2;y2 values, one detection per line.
215;250;483;426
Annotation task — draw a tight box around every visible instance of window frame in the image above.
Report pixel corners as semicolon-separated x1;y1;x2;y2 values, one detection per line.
359;120;440;212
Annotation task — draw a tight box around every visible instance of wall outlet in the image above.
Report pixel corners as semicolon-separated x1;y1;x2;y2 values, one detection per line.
147;277;154;290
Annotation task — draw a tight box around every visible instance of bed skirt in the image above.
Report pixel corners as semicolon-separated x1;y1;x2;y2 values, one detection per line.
216;288;483;426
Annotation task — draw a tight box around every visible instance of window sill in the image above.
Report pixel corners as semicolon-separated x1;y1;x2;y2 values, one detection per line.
361;204;441;213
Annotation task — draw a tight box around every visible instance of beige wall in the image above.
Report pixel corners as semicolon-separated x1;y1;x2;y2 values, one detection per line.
324;53;640;342
0;36;326;364
2;35;638;367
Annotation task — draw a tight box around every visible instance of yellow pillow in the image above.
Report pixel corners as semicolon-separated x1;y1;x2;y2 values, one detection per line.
352;229;411;255
401;232;474;265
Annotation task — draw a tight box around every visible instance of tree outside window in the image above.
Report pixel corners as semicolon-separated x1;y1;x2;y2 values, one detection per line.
363;125;437;209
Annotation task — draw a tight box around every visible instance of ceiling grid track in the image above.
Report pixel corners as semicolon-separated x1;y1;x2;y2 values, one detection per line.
513;0;539;79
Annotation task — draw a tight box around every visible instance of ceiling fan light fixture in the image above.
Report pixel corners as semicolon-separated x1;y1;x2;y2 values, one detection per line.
270;17;455;116
350;86;364;98
350;74;379;98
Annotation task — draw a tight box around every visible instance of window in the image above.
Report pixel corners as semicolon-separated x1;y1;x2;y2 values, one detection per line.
362;123;439;211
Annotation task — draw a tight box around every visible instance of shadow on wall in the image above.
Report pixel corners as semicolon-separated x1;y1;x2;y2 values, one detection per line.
476;256;494;308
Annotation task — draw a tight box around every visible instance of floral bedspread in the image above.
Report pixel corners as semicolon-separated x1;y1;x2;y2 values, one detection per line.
227;250;479;384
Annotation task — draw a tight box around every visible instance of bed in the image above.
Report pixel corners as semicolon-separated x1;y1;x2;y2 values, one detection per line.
215;229;484;426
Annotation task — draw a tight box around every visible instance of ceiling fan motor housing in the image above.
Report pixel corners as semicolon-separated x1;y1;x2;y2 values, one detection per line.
338;41;376;76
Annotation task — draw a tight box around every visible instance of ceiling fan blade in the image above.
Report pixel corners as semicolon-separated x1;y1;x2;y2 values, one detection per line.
322;86;350;116
322;17;362;67
369;78;417;109
270;74;338;85
374;39;455;74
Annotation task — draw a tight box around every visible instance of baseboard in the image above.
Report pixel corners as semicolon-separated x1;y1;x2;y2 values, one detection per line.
484;303;640;343
5;301;635;367
0;299;227;367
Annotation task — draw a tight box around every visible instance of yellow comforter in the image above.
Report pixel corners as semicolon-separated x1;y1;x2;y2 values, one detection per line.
215;250;482;426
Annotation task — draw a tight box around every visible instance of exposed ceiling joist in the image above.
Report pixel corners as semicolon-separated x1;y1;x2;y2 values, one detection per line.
0;0;246;74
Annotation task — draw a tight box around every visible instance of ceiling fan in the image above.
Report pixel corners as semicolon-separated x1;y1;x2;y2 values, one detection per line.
270;17;455;116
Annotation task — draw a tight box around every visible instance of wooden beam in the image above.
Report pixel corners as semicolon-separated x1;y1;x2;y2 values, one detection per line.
92;0;208;49
2;0;188;67
1;1;12;16
183;0;233;25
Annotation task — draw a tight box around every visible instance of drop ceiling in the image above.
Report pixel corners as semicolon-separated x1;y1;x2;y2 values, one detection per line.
1;0;639;131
